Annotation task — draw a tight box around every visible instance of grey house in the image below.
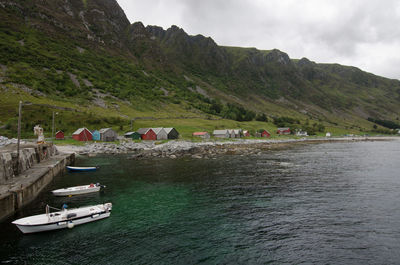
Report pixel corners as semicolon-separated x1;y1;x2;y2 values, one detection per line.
99;128;118;142
152;128;168;140
213;129;230;138
164;128;179;139
232;129;242;138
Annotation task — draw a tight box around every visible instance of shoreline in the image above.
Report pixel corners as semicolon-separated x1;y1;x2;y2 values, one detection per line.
56;136;399;159
0;152;75;222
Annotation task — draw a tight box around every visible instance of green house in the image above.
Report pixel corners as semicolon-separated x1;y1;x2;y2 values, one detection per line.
124;131;141;140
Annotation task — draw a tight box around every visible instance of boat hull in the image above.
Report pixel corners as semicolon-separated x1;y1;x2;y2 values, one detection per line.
66;166;97;172
15;212;110;234
52;186;101;196
12;203;112;234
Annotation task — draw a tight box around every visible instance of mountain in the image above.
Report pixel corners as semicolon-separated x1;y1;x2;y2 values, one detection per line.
1;0;399;137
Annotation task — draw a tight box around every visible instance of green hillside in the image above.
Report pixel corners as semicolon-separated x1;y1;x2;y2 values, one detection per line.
0;0;399;139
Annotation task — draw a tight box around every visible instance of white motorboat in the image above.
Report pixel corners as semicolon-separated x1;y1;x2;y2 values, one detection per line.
12;203;112;234
51;183;105;196
66;166;98;172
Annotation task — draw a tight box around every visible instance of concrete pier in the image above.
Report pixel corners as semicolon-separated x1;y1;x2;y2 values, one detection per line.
0;143;75;221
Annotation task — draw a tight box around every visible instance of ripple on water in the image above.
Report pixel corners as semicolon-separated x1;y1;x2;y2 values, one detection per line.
2;141;400;264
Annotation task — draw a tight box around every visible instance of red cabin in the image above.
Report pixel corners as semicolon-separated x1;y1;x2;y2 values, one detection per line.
55;131;64;140
137;128;157;140
72;128;92;141
277;127;291;135
261;130;271;138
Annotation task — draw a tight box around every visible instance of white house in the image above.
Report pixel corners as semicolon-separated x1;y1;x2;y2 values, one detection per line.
296;131;308;136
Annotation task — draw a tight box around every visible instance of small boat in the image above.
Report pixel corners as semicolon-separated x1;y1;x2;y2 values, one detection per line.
51;183;105;196
66;166;98;172
12;203;112;234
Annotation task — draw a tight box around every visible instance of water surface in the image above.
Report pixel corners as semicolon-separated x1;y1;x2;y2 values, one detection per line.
1;140;400;264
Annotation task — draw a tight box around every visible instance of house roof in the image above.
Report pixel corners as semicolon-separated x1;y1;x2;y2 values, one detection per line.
99;128;113;133
277;127;290;131
72;128;92;135
124;131;135;136
152;127;166;134
55;130;64;134
137;128;151;134
164;128;176;134
213;130;229;135
193;132;209;136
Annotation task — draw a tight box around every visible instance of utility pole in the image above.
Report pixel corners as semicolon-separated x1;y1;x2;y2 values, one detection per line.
17;101;22;172
52;111;55;140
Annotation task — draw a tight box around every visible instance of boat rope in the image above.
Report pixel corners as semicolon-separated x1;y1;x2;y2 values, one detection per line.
47;205;62;211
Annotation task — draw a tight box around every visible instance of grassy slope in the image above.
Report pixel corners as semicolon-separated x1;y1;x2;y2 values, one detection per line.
0;4;397;140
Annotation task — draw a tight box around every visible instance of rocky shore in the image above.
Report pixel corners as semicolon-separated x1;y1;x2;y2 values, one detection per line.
0;136;25;147
56;136;399;160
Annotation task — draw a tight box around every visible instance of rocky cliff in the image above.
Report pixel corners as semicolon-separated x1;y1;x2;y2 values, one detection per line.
0;0;400;133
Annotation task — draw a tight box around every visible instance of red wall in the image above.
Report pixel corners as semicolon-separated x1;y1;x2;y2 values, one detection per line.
73;129;92;141
277;129;290;135
141;129;157;140
55;132;64;139
261;131;271;138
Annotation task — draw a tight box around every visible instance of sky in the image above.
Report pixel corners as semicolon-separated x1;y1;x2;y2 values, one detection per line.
116;0;400;80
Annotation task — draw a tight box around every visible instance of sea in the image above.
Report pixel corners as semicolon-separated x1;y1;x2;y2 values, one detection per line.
1;139;400;264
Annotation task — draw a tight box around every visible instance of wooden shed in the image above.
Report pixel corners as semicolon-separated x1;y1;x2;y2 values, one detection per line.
72;128;92;141
258;129;271;138
124;132;141;140
164;128;179;139
137;128;157;140
92;130;100;141
232;129;242;138
213;130;230;138
55;131;64;140
277;127;291;135
152;128;168;140
192;132;210;139
99;128;118;142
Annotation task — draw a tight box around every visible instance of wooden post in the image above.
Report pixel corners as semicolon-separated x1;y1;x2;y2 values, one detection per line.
17;101;22;172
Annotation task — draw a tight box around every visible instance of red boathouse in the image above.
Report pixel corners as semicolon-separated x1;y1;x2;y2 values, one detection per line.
261;130;271;138
72;128;92;141
137;128;157;140
55;131;65;140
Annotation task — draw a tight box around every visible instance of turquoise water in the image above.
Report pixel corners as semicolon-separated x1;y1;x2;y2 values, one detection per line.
1;140;400;264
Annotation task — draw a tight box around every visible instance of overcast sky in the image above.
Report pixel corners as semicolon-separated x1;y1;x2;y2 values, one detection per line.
117;0;400;80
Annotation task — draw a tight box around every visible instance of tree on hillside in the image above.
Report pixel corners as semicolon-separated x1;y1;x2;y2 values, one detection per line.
256;113;268;122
